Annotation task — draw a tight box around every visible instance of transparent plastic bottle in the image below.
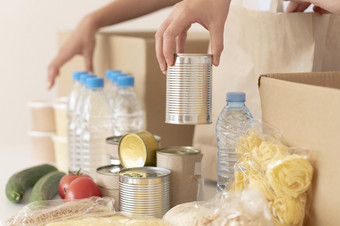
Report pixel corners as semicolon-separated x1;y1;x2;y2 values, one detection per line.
216;92;253;193
80;77;113;177
112;76;144;136
69;74;96;172
105;69;121;96
108;72;126;109
67;71;87;171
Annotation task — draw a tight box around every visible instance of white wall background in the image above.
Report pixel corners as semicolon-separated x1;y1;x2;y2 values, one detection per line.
0;0;304;146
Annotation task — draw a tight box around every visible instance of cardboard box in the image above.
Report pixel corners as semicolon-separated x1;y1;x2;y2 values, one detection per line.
57;31;210;147
258;71;340;226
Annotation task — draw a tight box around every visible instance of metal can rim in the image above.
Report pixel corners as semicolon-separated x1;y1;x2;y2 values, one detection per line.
157;146;201;156
119;167;170;180
96;164;123;175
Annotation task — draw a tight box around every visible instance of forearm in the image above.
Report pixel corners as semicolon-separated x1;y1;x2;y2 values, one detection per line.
86;0;181;31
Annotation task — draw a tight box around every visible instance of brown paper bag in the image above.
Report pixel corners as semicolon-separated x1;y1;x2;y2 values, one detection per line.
193;0;340;181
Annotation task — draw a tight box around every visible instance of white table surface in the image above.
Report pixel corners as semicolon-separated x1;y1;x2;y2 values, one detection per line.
0;145;217;225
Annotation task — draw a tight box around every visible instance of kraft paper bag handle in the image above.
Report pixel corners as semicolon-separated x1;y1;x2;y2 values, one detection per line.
270;0;284;13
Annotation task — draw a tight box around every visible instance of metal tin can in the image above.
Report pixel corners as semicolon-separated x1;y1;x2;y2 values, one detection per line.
96;164;123;211
118;131;159;168
105;136;122;165
166;53;212;125
106;134;162;165
119;167;170;217
156;146;203;207
96;164;123;189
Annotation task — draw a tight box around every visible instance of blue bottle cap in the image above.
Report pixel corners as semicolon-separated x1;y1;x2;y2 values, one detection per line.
80;74;96;85
112;73;128;83
72;71;88;81
117;76;134;87
106;69;121;80
87;77;104;88
226;92;246;102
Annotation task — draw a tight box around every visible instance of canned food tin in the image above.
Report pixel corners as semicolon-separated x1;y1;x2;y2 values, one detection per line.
106;134;162;165
166;53;212;125
118;131;159;168
157;146;202;207
96;164;123;190
119;167;170;217
105;136;122;165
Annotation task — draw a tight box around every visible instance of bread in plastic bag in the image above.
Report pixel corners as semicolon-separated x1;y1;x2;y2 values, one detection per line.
163;188;274;226
232;121;314;226
6;197;115;226
6;196;167;226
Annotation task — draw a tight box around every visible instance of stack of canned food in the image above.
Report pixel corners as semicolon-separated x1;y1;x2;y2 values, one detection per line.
98;130;202;217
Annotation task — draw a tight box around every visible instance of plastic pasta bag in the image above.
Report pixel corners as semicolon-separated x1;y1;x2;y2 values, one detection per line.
163;188;274;226
232;121;314;226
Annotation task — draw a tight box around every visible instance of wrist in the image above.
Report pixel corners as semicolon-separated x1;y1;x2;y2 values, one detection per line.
80;13;101;33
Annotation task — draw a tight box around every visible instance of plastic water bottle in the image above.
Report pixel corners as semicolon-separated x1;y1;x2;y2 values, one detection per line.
112;75;144;136
68;73;96;172
67;71;87;119
105;69;121;96
216;92;253;193
67;71;87;171
80;77;113;177
107;72;126;109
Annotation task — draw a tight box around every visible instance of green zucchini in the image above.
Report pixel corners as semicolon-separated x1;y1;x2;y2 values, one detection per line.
6;164;57;203
28;171;65;203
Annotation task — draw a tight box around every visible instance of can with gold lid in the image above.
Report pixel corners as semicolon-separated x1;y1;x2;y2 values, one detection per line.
106;134;162;165
157;146;203;207
118;131;159;168
119;167;170;217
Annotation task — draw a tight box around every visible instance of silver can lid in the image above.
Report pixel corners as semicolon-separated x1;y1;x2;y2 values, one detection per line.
174;54;212;65
119;167;170;185
96;164;122;175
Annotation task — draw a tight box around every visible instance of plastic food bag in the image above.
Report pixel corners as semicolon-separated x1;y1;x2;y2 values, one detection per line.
232;121;314;226
6;197;168;226
163;188;274;226
6;197;115;226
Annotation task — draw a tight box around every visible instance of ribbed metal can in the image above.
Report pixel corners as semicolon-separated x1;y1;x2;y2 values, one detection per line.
119;167;170;217
166;53;212;124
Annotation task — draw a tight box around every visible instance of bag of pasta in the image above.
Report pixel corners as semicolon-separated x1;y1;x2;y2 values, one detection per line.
231;120;314;226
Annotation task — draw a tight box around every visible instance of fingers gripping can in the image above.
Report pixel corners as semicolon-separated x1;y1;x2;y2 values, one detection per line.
166;53;212;124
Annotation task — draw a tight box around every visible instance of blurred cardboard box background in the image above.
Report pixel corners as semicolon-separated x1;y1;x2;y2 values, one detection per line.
259;71;340;226
56;31;210;147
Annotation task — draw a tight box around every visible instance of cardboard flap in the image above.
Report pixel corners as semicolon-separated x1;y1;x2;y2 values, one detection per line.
259;71;340;89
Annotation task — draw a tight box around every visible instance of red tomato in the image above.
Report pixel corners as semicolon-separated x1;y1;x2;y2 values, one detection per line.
58;174;91;199
64;177;101;200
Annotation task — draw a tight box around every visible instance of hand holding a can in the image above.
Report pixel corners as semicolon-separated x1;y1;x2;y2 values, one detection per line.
155;0;231;74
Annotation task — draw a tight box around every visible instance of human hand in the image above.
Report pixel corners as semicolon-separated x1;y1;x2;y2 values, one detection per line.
47;15;97;89
284;0;339;14
155;0;231;74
